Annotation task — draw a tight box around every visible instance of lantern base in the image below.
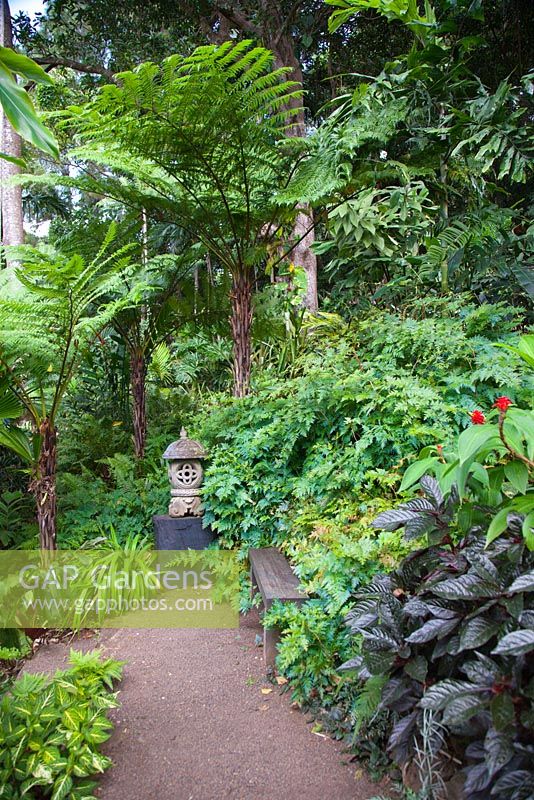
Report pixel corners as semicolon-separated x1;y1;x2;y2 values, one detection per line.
152;515;215;550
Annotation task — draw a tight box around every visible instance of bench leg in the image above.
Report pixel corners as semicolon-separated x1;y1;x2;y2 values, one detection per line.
250;567;259;601
264;626;279;669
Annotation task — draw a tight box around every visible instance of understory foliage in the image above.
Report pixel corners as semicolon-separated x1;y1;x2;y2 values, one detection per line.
0;650;123;800
0;0;532;797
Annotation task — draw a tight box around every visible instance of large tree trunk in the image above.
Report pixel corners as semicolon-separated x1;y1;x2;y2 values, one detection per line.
0;0;24;258
31;419;57;550
230;271;253;397
131;349;147;459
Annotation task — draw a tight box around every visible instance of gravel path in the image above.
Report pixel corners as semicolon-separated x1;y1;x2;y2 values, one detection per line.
25;612;386;800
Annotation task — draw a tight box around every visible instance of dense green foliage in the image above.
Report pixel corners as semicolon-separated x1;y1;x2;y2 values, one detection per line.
0;0;532;796
0;650;123;800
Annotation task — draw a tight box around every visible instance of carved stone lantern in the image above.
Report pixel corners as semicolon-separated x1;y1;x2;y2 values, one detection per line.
162;428;207;518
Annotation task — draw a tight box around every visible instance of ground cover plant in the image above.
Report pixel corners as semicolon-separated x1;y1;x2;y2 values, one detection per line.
0;650;123;800
0;0;532;796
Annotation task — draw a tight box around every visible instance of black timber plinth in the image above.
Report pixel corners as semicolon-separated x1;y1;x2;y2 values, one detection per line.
153;515;215;550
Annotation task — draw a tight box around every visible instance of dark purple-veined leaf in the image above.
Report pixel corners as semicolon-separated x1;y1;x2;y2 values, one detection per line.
406;615;460;644
491;770;534;796
404;514;437;540
519;610;534;630
492;629;534;656
405;497;436;513
443;693;487;726
420;679;478;711
468;553;500;586
363;651;395;676
508;570;534;594
457;616;501;652
339;655;363;672
491;769;534;800
362;628;401;652
484;728;514;778
371;507;424;531
461;653;500;684
387;711;418;763
464;762;492;795
420;474;444;509
426;602;460;620
403;598;430;618
432;573;501;600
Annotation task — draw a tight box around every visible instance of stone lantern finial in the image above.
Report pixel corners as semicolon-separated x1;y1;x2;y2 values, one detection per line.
162;430;207;518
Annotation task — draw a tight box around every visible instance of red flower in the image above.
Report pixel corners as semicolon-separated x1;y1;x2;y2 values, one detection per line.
470;410;486;425
494;396;512;412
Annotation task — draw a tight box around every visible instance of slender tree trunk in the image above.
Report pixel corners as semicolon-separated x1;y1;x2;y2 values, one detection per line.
31;419;57;550
267;31;318;312
130;349;147;459
230;271;253;397
0;0;24;259
439;155;449;294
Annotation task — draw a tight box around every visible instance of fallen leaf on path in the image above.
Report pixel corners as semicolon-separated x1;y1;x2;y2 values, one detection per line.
261;688;272;695
275;676;288;685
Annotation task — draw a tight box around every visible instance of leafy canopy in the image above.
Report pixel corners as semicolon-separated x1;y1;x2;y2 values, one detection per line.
47;40;303;275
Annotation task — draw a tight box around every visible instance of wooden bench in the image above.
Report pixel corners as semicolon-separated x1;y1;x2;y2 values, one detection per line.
249;547;308;669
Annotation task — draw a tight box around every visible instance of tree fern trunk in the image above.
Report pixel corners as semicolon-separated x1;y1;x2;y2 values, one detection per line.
131;349;147;459
31;419;57;551
230;272;252;398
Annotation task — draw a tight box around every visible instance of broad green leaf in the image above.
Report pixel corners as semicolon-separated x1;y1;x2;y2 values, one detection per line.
522;512;534;551
0;385;23;418
0;151;26;166
0;62;59;158
470;461;489;488
509;493;534;514
457;423;500;464
498;335;534;369
491;693;515;730
502;419;526;458
486;508;510;546
0;47;54;84
0;425;33;463
504;460;529;495
399;457;438;491
506;409;534;460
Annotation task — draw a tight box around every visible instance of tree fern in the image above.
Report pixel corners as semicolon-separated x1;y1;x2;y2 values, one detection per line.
24;41;307;397
0;225;137;548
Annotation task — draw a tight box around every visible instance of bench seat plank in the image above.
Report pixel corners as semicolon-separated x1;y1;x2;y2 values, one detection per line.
249;547;307;609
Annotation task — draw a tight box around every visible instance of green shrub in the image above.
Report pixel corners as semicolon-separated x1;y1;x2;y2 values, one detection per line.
0;649;123;800
0;630;31;663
